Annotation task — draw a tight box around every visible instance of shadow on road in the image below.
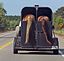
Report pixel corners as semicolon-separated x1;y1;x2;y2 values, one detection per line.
60;49;64;54
18;53;58;55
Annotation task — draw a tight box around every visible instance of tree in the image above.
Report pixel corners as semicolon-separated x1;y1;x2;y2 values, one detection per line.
4;16;20;31
0;3;7;31
0;3;7;17
54;6;64;30
54;16;63;29
54;7;64;18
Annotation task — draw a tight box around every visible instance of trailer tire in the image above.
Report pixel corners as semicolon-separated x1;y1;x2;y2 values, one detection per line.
53;50;59;54
14;49;18;54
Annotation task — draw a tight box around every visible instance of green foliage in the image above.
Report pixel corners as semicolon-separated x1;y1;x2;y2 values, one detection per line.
0;3;20;31
0;3;7;31
53;16;64;29
54;7;64;18
0;3;6;17
54;7;64;30
54;30;64;35
4;16;20;31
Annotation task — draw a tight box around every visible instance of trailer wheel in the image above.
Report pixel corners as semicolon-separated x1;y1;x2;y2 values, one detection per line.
53;50;59;54
14;49;18;54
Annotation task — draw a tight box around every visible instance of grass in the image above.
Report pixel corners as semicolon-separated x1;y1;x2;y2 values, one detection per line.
54;29;64;36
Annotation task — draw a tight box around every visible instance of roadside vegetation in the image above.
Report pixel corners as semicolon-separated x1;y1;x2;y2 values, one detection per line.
54;7;64;35
0;3;20;32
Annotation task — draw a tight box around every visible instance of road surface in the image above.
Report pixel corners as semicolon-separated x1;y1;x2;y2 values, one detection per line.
0;31;64;61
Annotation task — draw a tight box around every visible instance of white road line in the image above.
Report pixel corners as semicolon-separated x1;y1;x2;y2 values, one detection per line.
59;50;64;58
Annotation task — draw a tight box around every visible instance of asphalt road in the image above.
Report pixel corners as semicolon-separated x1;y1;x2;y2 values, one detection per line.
0;31;64;61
